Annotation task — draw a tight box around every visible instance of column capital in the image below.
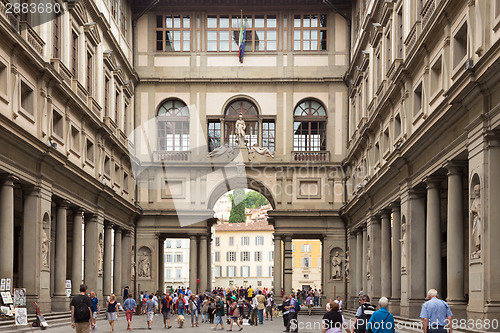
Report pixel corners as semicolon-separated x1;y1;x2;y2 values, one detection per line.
443;161;466;175
114;227;123;234
74;208;85;215
362;224;367;232
485;130;500;147
390;202;400;212
104;222;114;230
408;188;426;199
348;230;357;239
189;235;198;241
1;174;19;185
284;235;292;242
367;216;380;226
424;176;443;188
379;210;391;220
273;234;282;241
200;235;208;241
56;199;70;208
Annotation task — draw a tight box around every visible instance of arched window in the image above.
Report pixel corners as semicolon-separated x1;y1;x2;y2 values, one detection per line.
224;99;259;148
157;99;189;151
293;99;327;151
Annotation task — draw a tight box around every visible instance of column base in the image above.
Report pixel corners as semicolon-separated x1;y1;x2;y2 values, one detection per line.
51;295;70;312
446;300;467;319
388;298;400;316
399;298;425;318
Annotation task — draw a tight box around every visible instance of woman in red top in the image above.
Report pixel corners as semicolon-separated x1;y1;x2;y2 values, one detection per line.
227;296;243;331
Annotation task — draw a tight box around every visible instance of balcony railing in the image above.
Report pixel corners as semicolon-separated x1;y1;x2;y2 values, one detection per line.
154;151;190;162
421;0;436;29
20;21;44;57
0;0;19;30
292;151;330;162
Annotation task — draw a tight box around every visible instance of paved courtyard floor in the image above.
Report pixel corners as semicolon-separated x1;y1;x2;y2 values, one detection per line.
48;314;329;333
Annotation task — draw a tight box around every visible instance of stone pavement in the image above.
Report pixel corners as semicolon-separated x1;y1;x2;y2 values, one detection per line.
45;314;328;333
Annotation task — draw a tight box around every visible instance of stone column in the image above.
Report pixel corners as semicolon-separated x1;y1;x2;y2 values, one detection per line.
446;164;465;303
53;201;69;311
362;225;368;293
348;231;357;303
158;237;165;293
356;229;363;297
84;214;101;295
391;204;401;304
199;235;208;293
381;212;392;298
103;223;113;297
273;235;282;301
426;178;442;293
189;236;198;293
368;217;381;300
0;176;15;280
283;236;293;294
207;236;213;291
71;209;84;295
122;231;132;296
113;228;123;295
22;185;41;303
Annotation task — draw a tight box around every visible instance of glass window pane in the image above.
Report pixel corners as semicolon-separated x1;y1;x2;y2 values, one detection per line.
244;31;252;51
173;15;181;28
183;15;190;28
294;15;301;27
208;31;217;41
156;15;163;28
232;17;239;28
284;15;287;28
220;16;229;28
196;15;200;28
165;15;173;28
311;15;318;27
267;16;276;28
320;15;327;27
255;15;264;28
245;18;252;28
207;16;217;28
255;31;264;50
268;41;276;51
303;15;310;27
267;30;276;41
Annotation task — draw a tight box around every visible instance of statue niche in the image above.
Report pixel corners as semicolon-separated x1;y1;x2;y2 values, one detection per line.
137;246;152;279
330;248;343;280
470;182;482;259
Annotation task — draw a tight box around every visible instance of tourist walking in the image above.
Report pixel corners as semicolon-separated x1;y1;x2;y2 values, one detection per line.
212;296;225;331
89;291;99;329
123;293;137;331
366;297;394;333
286;293;299;333
265;295;273;321
208;298;216;324
228;296;243;331
106;294;120;332
160;291;173;329
256;291;266;325
146;294;156;330
281;295;290;332
70;284;92;333
202;297;209;323
322;301;345;333
420;289;453;333
306;293;314;316
189;295;199;327
350;295;376;333
176;293;186;316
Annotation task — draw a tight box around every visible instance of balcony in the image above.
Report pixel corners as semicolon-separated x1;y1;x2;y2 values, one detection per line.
421;0;436;29
20;21;44;57
50;59;72;85
0;0;19;30
154;151;190;162
292;151;330;162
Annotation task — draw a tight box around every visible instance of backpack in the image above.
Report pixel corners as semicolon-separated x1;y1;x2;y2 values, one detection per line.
74;297;90;322
294;299;301;312
178;298;185;309
355;303;376;333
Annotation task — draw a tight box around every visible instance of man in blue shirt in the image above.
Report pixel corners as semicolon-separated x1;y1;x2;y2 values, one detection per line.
186;287;192;297
420;289;453;333
89;291;99;329
123;294;137;330
367;297;395;333
286;293;298;332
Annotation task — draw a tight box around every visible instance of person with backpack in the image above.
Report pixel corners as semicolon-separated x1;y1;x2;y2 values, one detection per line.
367;297;395;333
160;291;173;329
212;296;225;331
70;284;92;333
350;295;376;333
106;294;120;332
177;292;186;316
285;293;299;333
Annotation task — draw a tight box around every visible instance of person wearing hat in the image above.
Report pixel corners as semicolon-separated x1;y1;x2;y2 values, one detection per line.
228;296;243;331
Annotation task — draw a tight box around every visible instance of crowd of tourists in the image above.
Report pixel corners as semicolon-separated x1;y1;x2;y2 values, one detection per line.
70;283;453;333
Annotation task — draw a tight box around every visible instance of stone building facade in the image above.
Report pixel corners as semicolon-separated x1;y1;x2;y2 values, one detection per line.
343;0;500;323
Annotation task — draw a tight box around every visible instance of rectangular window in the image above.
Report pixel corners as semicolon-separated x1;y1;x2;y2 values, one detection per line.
71;31;78;78
176;269;182;279
0;62;7;96
374;142;380;165
215;237;220;246
241;236;249;245
71;126;80;152
283;15;288;51
385;29;391;72
262;120;275;152
255;236;264;246
166;240;172;248
53;13;61;58
20;81;34;115
430;56;442;95
453;22;468;68
254;251;262;262
383;128;390;154
269;251;274;261
175;254;183;262
123;101;128;133
227;266;236;277
397;8;403;59
86;139;94;163
214;266;222;277
86;52;93;96
256;266;262;277
292;244;295;252
176;240;182;248
156;15;191;51
208;120;221;152
104;156;111;176
215;251;220;262
394;113;402;138
293;14;327;51
413;81;423;116
227;251;236;261
229;237;234;246
206;14;278;52
123;172;129;192
115;90;120;123
166;254;172;263
52;110;63;138
302;257;311;268
114;164;120;186
241;266;250;277
166;268;171;279
241;251;250;261
104;76;110;117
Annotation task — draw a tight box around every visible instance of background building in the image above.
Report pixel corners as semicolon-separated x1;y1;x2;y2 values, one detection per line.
164;239;190;291
292;240;322;291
